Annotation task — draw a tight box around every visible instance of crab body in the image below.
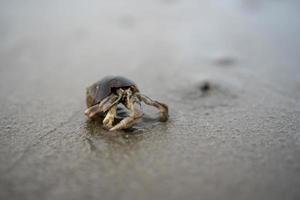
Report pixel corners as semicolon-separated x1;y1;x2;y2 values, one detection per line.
85;76;169;131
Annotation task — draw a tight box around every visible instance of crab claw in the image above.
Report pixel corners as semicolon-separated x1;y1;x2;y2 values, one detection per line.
84;104;101;118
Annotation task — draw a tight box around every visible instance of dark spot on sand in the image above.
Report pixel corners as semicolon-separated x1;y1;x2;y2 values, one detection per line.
199;81;211;92
214;56;236;67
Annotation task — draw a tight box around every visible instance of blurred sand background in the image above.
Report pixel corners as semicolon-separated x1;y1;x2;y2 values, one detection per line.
0;0;300;200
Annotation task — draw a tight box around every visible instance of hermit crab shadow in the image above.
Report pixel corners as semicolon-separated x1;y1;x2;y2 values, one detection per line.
81;121;143;157
82;116;142;153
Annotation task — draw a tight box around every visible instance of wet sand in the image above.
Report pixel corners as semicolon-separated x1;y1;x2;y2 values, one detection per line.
1;0;300;200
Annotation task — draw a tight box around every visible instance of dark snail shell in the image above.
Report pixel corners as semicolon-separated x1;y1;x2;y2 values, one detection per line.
86;76;139;108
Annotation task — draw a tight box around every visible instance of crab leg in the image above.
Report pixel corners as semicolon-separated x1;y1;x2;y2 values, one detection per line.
84;94;120;118
84;104;101;118
137;93;169;122
100;93;122;112
103;105;117;129
109;94;143;131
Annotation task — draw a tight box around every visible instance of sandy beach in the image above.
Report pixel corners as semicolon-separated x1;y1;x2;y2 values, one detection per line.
1;0;300;200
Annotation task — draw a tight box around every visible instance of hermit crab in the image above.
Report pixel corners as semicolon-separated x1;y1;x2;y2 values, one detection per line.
84;76;169;131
